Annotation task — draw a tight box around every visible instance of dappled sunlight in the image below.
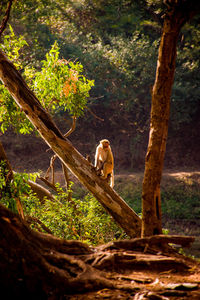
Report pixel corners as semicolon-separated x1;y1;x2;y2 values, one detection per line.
164;171;200;185
166;171;200;177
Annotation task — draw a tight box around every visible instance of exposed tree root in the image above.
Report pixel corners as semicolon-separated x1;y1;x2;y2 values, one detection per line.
0;204;199;299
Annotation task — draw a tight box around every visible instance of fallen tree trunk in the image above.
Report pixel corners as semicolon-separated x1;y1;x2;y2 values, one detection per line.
0;50;141;237
26;179;55;202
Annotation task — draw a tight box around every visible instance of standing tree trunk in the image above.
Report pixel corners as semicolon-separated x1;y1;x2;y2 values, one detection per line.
142;0;199;237
0;50;141;237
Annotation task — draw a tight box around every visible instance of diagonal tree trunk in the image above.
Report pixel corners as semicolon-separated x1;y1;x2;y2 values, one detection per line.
141;0;200;237
0;50;141;237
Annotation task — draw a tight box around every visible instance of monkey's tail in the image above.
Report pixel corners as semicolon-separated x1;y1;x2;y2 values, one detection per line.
110;171;114;188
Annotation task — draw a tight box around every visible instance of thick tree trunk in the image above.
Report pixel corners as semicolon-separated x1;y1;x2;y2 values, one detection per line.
0;50;141;237
141;1;199;237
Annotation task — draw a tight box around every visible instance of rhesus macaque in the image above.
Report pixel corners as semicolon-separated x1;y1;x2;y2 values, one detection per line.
95;139;114;187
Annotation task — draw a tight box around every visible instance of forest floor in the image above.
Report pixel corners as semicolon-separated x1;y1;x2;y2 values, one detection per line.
67;268;200;299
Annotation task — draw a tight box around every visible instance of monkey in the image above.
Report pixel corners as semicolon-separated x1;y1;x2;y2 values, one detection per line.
94;139;114;188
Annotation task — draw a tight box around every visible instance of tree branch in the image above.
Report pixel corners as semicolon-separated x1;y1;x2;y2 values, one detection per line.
64;116;77;137
0;0;13;37
86;107;104;121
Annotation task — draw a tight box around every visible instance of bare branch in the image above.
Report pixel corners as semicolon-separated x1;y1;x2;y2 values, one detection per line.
44;154;57;183
26;215;53;234
86;107;104;121
64;116;77;138
0;0;13;37
38;176;59;192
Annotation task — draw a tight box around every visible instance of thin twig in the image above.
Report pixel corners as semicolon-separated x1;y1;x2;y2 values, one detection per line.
44;117;76;191
16;198;25;219
64;116;77;137
26;215;53;234
44;154;57;183
0;0;13;37
62;162;72;201
39;176;58;192
86;107;104;121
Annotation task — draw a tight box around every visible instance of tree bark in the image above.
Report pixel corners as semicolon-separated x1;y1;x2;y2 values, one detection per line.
26;179;55;202
0;50;141;237
142;0;200;236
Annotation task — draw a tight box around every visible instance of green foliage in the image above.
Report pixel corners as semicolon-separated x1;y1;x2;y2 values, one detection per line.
0;24;28;68
0;88;34;134
0;26;34;134
26;189;126;245
0;27;94;134
0;166;125;245
2;0;199;139
84;0;145;37
171;23;200;128
0;160;39;212
115;175;200;221
58;31;157;132
115;178;142;214
11;0;57;63
162;228;169;235
32;42;94;117
161;183;200;219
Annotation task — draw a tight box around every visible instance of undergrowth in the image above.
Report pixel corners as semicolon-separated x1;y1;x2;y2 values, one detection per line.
1;163;200;246
0;163;126;245
114;175;200;221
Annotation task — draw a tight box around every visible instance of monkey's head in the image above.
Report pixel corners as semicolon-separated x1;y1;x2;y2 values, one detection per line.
100;139;110;150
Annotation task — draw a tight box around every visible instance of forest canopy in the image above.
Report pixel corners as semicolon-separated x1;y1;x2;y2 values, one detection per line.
1;0;199;125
